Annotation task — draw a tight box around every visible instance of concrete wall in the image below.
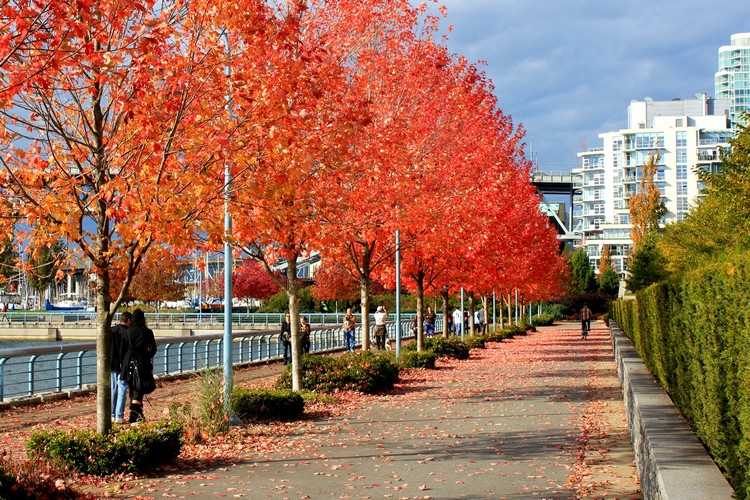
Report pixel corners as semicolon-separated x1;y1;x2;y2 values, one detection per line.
610;322;734;499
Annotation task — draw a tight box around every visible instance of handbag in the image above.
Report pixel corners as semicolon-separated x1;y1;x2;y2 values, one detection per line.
127;358;156;394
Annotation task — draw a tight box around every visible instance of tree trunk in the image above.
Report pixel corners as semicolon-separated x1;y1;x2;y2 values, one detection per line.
507;293;512;326
95;272;112;435
441;286;450;337
287;258;302;391
481;295;489;334
415;277;424;351
357;244;372;351
359;277;371;351
499;294;505;329
468;292;475;336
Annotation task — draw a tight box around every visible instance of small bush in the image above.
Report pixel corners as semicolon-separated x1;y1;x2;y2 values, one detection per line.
275;352;399;394
423;337;470;360
483;331;505;342
501;325;527;338
463;335;487;349
26;420;183;476
531;313;555;327
398;350;437;369
233;388;304;421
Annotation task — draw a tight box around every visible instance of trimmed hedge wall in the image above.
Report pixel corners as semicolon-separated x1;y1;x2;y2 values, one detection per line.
610;253;750;499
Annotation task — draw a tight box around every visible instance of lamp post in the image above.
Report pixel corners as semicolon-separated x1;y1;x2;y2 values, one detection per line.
395;229;401;357
220;31;237;423
460;287;465;340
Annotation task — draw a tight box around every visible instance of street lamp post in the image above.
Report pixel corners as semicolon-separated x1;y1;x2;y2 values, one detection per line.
395;229;401;357
220;31;237;423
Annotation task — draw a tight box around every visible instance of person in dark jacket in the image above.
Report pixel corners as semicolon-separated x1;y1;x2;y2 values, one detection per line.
300;316;311;354
123;308;156;423
110;311;132;424
280;313;292;364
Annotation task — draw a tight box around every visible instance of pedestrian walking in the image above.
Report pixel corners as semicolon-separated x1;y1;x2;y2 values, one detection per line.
300;316;311;354
452;308;463;335
123;309;156;423
110;311;132;424
478;308;486;334
580;303;592;340
342;308;356;351
424;306;436;338
374;305;388;350
280;312;292;364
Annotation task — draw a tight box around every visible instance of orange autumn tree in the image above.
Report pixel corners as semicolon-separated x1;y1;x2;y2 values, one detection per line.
629;154;666;250
0;0;255;433
204;0;405;389
317;6;463;350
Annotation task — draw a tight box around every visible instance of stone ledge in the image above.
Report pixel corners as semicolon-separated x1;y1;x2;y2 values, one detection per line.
610;322;734;499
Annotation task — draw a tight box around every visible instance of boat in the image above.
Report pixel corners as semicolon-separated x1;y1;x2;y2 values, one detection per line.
45;294;93;312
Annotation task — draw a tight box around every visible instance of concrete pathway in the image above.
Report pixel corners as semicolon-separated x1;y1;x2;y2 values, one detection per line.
112;322;640;499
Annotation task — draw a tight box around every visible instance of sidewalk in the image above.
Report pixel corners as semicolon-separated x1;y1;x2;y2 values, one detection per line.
92;322;640;499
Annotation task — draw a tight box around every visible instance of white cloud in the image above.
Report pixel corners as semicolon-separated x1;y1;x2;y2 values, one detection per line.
423;0;750;169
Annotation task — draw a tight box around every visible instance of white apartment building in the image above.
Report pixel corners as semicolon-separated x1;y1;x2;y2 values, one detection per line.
716;32;750;127
572;95;732;275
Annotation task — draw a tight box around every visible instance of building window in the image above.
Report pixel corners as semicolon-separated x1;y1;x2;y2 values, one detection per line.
676;148;688;164
676;131;687;147
677;182;688;196
677;164;688;180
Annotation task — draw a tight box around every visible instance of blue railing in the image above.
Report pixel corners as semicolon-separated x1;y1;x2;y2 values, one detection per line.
0;320;421;402
1;311;411;327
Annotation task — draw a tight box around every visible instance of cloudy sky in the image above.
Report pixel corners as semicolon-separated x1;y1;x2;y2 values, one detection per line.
429;1;750;172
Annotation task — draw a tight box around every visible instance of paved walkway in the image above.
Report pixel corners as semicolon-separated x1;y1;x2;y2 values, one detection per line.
102;321;641;499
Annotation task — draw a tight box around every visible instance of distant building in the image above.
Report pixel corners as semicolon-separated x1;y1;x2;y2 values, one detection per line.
716;33;750;128
572;95;732;276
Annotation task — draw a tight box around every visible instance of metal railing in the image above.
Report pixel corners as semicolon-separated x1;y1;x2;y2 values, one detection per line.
0;319;421;402
1;311;404;327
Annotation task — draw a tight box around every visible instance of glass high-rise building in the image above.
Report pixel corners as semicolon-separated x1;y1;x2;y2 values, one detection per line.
716;33;750;127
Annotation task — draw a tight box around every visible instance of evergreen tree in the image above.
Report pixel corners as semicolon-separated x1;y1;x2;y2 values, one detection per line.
599;267;620;296
626;234;667;293
570;248;597;293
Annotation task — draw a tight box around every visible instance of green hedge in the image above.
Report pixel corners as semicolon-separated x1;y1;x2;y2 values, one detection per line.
233;388;305;421
398;350;437;369
26;421;183;476
275;352;399;393
405;337;471;360
610;253;750;499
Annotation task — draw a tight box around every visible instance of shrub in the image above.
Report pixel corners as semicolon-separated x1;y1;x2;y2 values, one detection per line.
483;331;505;343
531;313;555;327
26;420;183;476
233;388;304;421
609;252;750;498
423;337;470;360
462;335;487;349
519;322;536;333
275;352;399;394
398;350;437;369
542;303;568;320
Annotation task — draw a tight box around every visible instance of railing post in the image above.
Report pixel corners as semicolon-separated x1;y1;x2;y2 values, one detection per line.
56;352;65;392
0;358;6;401
77;351;85;389
28;354;38;397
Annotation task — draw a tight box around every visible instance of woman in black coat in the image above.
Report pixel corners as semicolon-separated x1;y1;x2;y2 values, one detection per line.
123;308;156;423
